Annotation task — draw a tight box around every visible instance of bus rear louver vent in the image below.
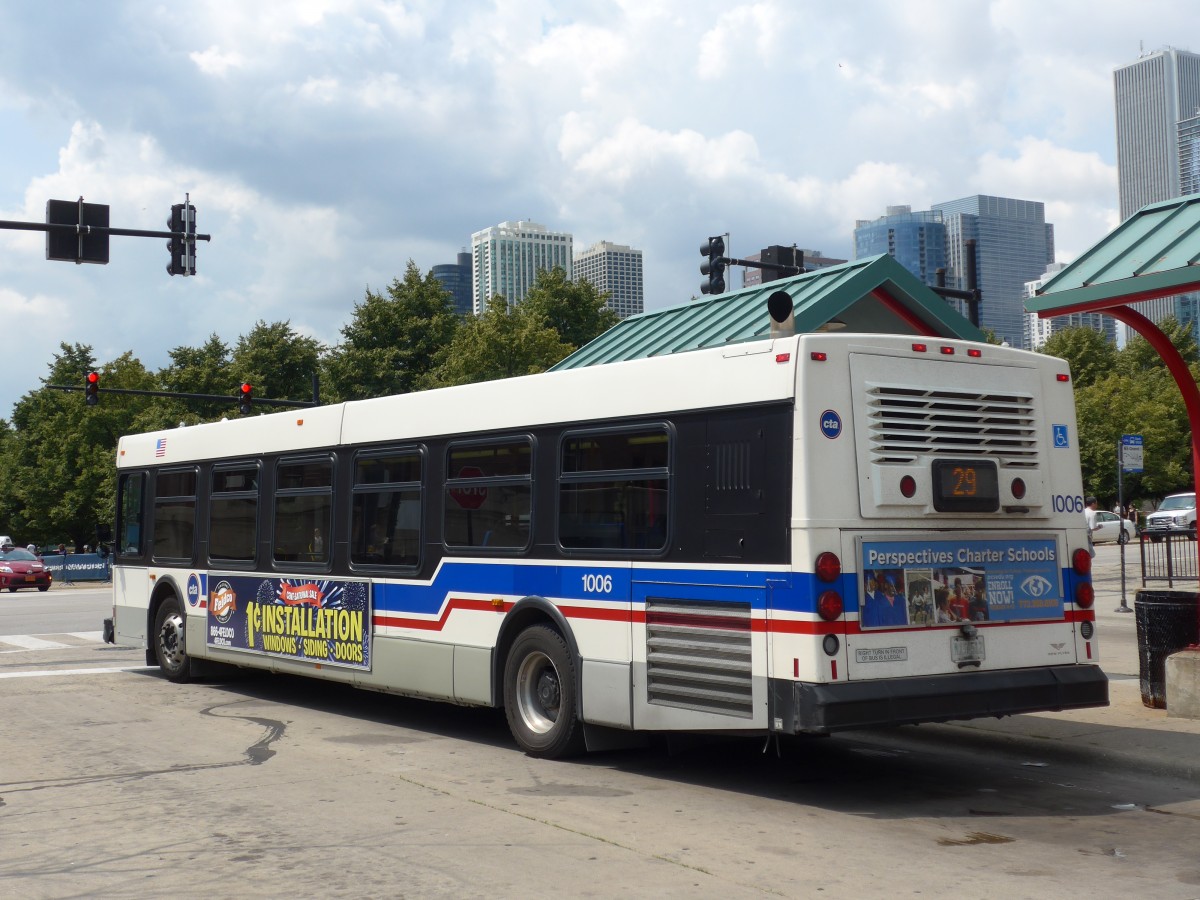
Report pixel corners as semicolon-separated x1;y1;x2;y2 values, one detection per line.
645;597;752;718
866;384;1039;466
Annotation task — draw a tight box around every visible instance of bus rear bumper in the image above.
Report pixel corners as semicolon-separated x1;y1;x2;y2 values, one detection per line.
772;665;1109;734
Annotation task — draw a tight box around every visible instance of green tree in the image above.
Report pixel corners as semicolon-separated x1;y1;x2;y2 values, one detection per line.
1039;326;1118;389
158;334;234;423
323;261;459;400
430;295;573;387
1116;316;1198;376
231;320;324;408
522;266;618;351
0;344;152;549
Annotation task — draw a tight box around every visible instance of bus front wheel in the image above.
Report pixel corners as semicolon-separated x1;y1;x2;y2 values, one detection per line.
503;625;585;759
153;595;192;683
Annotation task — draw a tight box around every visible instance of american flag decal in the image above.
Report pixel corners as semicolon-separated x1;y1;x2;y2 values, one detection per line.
155;438;167;458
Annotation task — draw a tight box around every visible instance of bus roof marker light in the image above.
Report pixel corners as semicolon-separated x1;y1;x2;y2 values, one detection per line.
967;348;982;358
810;351;827;362
940;346;955;355
1057;373;1070;382
912;343;927;353
776;353;791;363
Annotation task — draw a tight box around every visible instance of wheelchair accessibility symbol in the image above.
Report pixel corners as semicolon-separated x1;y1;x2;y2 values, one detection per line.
1052;424;1069;449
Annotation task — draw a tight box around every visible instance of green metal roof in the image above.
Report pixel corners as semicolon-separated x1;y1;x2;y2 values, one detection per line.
553;253;985;370
1027;193;1200;315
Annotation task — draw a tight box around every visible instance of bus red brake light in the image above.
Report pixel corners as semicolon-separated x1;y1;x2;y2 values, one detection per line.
1072;548;1092;575
817;590;843;621
815;552;841;582
1075;582;1095;609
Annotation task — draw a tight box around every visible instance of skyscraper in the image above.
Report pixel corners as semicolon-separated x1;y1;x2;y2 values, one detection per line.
573;241;644;319
1114;47;1200;221
1113;47;1200;333
470;221;573;314
932;195;1055;349
431;251;474;317
853;206;947;286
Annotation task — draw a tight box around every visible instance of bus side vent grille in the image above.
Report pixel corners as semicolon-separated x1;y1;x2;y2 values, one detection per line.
645;597;753;718
866;384;1039;466
712;440;751;491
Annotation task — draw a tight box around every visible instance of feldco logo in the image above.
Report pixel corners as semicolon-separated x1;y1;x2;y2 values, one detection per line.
1020;575;1054;598
210;580;238;624
820;410;842;439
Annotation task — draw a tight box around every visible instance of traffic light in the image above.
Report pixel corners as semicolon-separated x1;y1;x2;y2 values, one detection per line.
700;236;726;295
84;371;100;406
166;202;196;276
236;382;253;415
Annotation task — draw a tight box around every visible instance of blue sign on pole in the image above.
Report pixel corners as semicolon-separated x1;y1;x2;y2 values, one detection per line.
1121;434;1144;473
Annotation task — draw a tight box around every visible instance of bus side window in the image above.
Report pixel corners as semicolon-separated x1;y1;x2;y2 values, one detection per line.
117;472;146;557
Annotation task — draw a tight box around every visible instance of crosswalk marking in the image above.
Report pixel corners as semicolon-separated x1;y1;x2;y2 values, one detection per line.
0;632;108;653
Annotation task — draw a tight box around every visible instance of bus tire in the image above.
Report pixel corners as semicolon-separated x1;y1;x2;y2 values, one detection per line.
503;625;585;759
153;595;192;683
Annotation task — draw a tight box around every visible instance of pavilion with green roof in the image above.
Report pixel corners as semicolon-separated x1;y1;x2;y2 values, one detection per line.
552;253;984;370
1026;193;1200;505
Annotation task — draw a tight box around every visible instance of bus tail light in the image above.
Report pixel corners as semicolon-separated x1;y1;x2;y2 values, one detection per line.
900;475;916;498
815;552;841;582
1011;477;1026;500
817;590;843;621
1075;582;1095;609
1072;548;1092;576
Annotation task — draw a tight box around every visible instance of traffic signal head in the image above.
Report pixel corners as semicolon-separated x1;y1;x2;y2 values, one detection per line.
166;203;197;276
84;371;100;406
237;382;253;415
700;236;727;295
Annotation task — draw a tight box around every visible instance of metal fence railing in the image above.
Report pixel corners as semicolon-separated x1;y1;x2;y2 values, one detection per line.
1138;532;1200;587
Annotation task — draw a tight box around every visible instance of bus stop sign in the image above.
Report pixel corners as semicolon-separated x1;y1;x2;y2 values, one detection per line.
1121;434;1144;473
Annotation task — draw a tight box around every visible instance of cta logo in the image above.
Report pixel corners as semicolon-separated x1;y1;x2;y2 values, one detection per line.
820;410;842;439
186;573;202;608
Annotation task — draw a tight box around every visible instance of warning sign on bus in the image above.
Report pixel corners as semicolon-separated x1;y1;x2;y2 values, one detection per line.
206;575;371;670
858;538;1062;630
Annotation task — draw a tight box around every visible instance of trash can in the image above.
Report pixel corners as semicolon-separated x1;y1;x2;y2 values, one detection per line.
1134;589;1200;708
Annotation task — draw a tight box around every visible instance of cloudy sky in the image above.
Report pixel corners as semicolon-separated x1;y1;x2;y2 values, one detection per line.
0;0;1193;416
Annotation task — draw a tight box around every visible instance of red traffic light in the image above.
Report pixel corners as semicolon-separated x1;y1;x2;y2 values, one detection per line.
85;371;100;406
237;382;253;415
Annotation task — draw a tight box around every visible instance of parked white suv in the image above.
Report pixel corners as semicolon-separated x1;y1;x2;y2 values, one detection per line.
1142;492;1197;541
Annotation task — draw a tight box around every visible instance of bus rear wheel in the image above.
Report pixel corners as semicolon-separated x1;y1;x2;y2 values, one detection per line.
503;625;585;759
153;595;192;683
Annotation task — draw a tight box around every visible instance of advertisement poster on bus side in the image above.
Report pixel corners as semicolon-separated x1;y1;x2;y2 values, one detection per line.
859;538;1061;630
206;575;371;670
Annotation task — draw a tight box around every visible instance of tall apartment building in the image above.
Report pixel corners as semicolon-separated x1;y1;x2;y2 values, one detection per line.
1023;263;1118;350
470;220;573;314
933;195;1055;349
1113;46;1200;334
741;248;846;287
573;240;644;319
431;251;474;317
853;206;947;286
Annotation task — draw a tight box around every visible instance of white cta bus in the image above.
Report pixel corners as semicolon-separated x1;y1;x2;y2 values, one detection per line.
108;331;1107;757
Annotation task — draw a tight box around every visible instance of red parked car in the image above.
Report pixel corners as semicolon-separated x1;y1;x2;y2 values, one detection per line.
0;547;52;592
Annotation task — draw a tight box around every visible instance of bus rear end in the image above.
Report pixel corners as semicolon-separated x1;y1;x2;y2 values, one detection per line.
771;334;1106;733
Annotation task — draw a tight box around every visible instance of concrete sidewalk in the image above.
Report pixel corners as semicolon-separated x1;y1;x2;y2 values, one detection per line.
1011;541;1200;776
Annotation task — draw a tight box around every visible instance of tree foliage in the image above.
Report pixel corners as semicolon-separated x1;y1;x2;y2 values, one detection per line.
322;261;459;401
520;266;618;351
430;295;573;387
1040;320;1199;506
